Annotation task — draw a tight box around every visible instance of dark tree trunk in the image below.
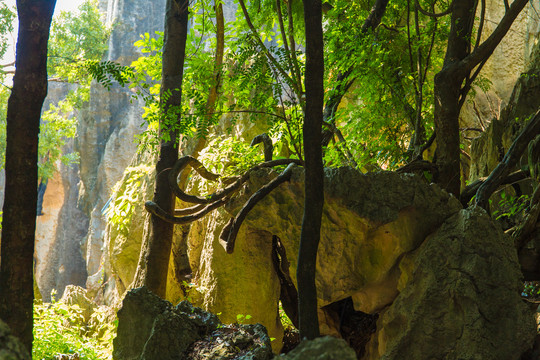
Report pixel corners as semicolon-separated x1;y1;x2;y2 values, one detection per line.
0;0;56;353
434;0;528;195
297;0;324;340
433;0;476;195
144;0;189;298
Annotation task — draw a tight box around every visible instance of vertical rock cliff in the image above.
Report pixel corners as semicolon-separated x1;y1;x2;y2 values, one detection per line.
33;0;166;300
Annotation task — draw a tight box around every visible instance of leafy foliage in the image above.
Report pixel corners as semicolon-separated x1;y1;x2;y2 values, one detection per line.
492;191;529;221
198;136;263;177
33;299;116;360
105;165;153;234
0;2;15;62
48;0;110;83
0;0;109;181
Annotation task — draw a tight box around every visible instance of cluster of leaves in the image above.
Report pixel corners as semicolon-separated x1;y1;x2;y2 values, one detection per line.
33;298;116;360
492;191;530;221
88;0;460;174
322;0;450;169
105;165;153;234
198;136;263;177
89;0;307;161
522;281;540;299
48;0;110;83
0;2;14;63
0;0;110;183
38;95;80;180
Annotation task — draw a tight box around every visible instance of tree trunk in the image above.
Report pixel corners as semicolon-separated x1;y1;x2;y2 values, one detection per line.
0;0;56;353
434;0;528;195
433;67;464;195
144;0;189;298
433;0;476;195
297;0;324;340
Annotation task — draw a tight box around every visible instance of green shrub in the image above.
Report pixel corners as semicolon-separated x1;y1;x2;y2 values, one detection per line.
33;298;116;360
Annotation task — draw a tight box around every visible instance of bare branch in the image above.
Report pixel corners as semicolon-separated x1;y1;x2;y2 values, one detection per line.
414;0;453;17
461;0;528;73
459;169;530;206
251;133;274;161
287;0;303;90
474;0;486;51
169;156;304;205
475;109;540;209
220;163;296;253
145;198;228;224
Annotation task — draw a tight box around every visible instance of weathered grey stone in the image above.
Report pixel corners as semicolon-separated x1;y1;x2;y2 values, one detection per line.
186;323;273;360
364;206;536;360
34;82;89;302
274;336;356;360
140;311;200;360
0;319;31;360
113;287;273;360
468;26;540;182
113;287;172;360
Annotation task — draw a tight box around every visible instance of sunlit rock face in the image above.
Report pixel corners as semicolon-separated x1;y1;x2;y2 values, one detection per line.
459;0;540;136
34;82;89;302
188;167;462;347
364;207;535;360
79;0;166;280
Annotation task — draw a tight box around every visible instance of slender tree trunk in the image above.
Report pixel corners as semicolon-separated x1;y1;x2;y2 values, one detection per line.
297;0;324;340
0;0;56;353
433;67;464;195
144;0;189;298
433;0;475;195
434;0;528;195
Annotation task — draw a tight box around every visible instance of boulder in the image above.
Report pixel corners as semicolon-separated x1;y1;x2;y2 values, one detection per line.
190;167;462;343
364;206;536;360
60;285;96;323
0;319;31;360
186;323;273;360
113;287;273;360
274;336;356;360
113;287;171;360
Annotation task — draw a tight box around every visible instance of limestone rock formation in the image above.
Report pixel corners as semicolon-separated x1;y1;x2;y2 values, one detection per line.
188;167;462;345
469;46;540;181
274;336;356;360
364;206;535;360
459;1;540;143
113;287;273;360
0;319;31;360
60;285;97;323
80;0;166;281
33;82;89;302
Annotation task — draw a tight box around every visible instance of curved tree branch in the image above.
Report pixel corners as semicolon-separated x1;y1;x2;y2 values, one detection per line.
169;156;304;205
145;198;228;224
459;168;530;206
475;109;540;209
461;0;528;73
414;0;453;17
220;163;296;253
251;133;274;161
